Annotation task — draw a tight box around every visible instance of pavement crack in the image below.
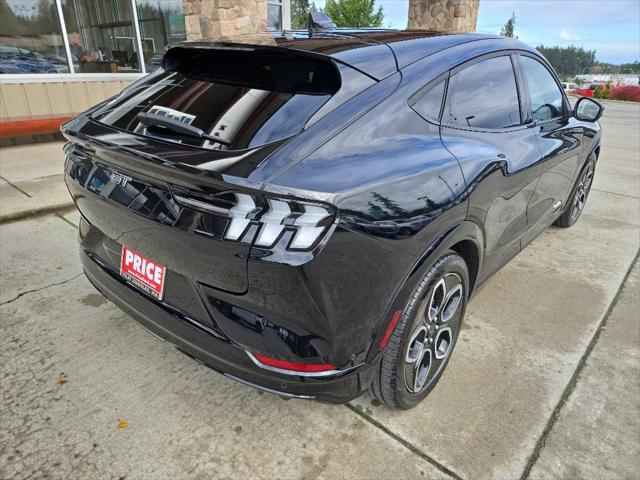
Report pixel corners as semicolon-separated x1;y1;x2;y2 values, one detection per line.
519;249;640;480
55;212;79;229
591;188;640;199
0;175;32;198
1;273;84;306
345;403;464;480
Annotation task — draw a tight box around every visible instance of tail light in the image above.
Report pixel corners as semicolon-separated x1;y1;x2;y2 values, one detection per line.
247;352;338;375
172;189;336;251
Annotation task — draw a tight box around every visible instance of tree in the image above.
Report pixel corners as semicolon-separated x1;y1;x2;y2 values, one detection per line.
500;12;517;38
324;0;384;28
536;45;597;78
291;0;311;29
369;192;407;217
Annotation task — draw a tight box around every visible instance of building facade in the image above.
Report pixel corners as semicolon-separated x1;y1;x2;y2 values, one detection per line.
0;0;479;137
408;0;478;32
0;0;290;133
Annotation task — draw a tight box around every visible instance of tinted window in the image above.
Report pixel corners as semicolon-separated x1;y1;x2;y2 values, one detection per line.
91;48;348;151
520;56;566;121
94;71;330;150
413;80;446;121
0;0;70;74
443;56;521;129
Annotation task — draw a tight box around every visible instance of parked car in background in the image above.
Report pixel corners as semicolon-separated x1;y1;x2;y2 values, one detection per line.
562;82;578;90
575;82;609;97
0;46;66;74
62;30;604;409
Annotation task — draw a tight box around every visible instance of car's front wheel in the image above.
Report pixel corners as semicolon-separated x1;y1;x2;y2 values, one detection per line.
372;251;469;409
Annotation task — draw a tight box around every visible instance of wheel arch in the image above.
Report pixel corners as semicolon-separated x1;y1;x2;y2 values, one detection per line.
450;239;480;296
365;220;484;362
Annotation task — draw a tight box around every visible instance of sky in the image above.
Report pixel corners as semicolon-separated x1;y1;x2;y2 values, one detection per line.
315;0;640;64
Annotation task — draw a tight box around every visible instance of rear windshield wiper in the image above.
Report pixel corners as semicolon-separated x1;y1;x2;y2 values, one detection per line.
136;112;231;146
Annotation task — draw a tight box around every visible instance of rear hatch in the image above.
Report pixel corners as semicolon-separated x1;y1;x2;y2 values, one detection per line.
63;43;372;313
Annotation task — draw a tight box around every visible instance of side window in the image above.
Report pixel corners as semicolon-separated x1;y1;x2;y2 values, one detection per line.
443;56;521;129
412;80;446;121
520;56;566;122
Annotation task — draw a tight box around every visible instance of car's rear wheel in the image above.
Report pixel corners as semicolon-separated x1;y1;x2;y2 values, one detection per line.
555;155;596;228
372;251;469;409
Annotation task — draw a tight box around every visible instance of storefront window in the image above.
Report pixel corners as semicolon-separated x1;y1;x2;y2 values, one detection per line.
136;0;186;72
0;0;288;77
267;1;283;30
61;0;141;73
0;0;70;74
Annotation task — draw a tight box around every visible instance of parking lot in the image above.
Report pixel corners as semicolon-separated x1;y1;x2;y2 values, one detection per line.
1;100;639;479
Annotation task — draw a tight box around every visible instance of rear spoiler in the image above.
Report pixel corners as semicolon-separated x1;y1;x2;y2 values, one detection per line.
162;43;342;95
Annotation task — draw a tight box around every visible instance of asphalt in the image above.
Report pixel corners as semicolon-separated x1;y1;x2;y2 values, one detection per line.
0;100;638;479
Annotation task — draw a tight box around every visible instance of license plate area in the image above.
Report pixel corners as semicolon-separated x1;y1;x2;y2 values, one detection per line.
120;245;167;300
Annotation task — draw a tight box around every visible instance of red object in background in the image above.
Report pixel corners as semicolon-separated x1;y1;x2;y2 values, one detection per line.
575;83;609;98
610;85;640;102
574;88;594;97
0;116;72;138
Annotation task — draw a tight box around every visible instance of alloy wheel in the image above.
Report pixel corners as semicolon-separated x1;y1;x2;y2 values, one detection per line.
571;162;594;221
404;273;464;393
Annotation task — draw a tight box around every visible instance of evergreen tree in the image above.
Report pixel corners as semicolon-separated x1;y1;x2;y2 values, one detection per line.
500;12;517;38
370;192;406;217
324;0;384;28
536;45;597;77
291;0;311;29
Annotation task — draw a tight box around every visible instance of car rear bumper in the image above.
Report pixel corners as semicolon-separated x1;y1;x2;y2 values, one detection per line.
80;248;378;403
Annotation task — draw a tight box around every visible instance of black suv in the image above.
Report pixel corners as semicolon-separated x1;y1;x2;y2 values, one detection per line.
63;30;603;409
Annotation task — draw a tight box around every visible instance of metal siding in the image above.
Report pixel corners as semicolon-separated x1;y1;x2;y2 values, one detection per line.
0;81;132;121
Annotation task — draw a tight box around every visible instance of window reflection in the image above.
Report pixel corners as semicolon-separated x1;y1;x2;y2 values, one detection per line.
136;0;186;72
0;0;70;74
520;56;566;121
267;2;282;30
93;71;331;150
62;0;141;73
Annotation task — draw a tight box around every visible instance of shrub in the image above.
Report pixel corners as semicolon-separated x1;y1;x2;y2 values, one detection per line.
593;84;611;99
610;85;640;102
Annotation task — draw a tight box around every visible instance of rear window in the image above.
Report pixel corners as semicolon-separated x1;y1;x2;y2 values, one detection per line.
91;46;348;151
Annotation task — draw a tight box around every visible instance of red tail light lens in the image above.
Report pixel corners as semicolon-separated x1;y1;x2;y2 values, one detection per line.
250;352;336;373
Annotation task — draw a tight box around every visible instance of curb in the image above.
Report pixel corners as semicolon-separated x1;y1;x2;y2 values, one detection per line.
0;201;75;224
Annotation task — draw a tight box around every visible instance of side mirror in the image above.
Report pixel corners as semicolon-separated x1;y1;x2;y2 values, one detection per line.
574;97;604;122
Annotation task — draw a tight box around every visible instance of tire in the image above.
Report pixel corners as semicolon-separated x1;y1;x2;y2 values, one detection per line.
372;251;469;409
554;154;596;228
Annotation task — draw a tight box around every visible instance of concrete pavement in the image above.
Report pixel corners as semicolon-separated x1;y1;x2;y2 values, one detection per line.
529;261;640;479
1;101;639;479
0;142;70;222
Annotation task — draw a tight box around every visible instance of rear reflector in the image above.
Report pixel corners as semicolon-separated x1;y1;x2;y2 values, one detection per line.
251;352;336;373
379;310;403;349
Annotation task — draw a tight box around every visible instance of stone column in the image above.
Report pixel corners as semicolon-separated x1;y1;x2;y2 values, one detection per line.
408;0;479;33
183;0;267;39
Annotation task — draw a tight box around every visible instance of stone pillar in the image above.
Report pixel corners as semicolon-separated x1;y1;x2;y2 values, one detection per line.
183;0;267;39
408;0;479;33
